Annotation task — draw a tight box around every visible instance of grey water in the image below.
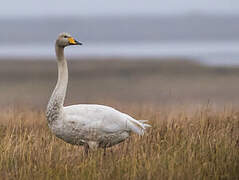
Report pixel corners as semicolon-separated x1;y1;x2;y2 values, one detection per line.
0;15;239;66
0;42;239;66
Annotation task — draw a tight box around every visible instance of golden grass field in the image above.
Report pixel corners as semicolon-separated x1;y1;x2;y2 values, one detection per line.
0;59;239;179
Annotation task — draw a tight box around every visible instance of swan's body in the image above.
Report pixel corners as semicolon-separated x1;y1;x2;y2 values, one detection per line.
46;33;150;153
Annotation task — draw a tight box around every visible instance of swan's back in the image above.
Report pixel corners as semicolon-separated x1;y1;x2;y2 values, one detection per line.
63;104;149;135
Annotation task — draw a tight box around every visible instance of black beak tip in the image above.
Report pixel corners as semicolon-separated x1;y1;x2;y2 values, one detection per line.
75;40;83;45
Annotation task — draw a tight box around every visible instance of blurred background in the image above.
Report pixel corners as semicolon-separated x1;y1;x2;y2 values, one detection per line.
0;0;239;109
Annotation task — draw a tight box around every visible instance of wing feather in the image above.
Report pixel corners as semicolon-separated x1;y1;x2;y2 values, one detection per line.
63;104;150;135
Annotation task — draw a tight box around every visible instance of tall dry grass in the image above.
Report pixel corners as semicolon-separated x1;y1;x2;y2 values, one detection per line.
0;104;238;180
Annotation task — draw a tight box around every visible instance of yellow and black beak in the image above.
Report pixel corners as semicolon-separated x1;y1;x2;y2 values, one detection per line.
68;37;83;45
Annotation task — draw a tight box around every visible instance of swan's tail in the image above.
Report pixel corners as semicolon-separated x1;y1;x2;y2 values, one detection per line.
138;120;151;128
122;112;151;135
128;119;151;135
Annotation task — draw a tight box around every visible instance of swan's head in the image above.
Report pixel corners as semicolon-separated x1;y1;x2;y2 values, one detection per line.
56;32;82;48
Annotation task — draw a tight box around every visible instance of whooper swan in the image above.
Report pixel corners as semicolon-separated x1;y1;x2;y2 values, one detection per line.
46;32;150;154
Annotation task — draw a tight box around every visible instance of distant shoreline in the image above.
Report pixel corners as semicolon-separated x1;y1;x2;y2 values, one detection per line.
0;42;239;66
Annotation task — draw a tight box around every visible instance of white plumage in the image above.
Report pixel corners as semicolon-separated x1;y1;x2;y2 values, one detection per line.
46;33;150;154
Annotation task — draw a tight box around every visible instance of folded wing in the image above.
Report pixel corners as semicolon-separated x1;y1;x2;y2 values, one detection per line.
63;104;150;135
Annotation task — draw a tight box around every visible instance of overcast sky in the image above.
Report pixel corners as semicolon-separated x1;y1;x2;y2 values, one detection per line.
1;0;239;17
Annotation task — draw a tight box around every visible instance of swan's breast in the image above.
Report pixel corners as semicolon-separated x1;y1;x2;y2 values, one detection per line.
50;119;130;147
49;121;87;145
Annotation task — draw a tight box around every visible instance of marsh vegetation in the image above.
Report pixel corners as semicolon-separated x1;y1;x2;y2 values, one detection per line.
0;59;239;179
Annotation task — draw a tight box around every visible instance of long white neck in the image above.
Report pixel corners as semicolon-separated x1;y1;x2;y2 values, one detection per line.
46;44;68;125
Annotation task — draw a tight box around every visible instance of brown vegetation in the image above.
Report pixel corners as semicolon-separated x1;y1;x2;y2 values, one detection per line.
0;105;238;179
0;59;239;179
1;59;239;108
